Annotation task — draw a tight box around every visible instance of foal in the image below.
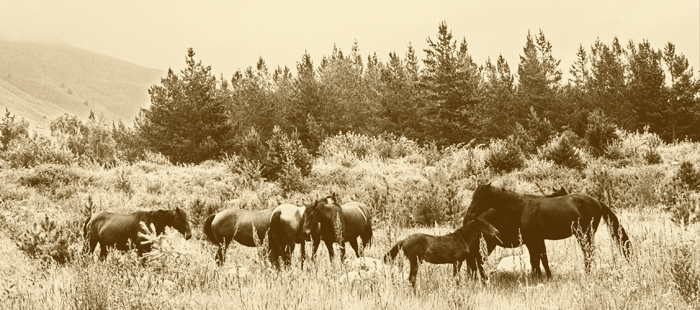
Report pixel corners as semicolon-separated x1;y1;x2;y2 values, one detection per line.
384;218;500;287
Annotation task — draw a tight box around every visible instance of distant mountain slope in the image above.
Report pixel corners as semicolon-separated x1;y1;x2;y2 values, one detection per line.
0;39;164;135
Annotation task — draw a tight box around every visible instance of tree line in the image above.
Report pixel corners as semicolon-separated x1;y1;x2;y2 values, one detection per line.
135;22;699;165
3;22;697;169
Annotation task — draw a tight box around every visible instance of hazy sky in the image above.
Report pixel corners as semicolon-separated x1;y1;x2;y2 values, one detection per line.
1;0;698;81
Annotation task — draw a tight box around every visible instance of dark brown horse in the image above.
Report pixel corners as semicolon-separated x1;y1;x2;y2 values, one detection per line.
203;204;316;268
84;207;192;258
302;193;373;261
464;183;632;278
464;187;569;279
384;218;501;287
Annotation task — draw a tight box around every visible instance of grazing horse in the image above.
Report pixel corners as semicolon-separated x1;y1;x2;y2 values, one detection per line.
302;193;373;261
383;218;501;287
464;187;569;279
203;204;316;268
84;207;192;258
463;183;632;278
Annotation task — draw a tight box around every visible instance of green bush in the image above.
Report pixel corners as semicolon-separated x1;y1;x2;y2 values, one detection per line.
585;109;619;157
539;131;586;170
485;137;525;174
3;136;74;168
235;126;313;182
676;161;700;190
19;164;85;193
14;215;79;265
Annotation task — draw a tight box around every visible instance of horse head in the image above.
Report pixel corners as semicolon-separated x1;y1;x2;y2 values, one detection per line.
465;183;500;220
462;217;502;246
170;207;192;240
303;195;343;238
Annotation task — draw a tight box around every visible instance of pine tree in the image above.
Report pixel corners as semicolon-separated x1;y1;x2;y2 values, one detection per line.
481;55;516;139
288;51;325;153
588;37;629;128
662;43;700;141
136;48;231;164
420;21;481;146
625;40;665;134
517;30;565;135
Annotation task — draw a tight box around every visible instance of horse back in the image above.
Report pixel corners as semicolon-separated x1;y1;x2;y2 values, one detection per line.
211;207;275;247
522;194;603;239
87;211;142;250
340;202;370;238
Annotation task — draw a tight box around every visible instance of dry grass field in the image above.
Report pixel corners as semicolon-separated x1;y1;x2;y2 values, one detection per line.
0;132;697;310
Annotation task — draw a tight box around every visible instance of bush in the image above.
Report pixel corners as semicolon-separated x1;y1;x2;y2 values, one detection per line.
2;136;74;168
676;161;700;190
659;162;700;226
512;107;555;154
585;109;619;157
235;126;313;182
19;164;85;193
14;215;79;265
319;131;420;161
485;137;525;174
669;242;700;307
539;131;586;170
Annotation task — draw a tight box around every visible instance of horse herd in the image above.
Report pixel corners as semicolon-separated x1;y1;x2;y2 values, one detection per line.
83;183;633;287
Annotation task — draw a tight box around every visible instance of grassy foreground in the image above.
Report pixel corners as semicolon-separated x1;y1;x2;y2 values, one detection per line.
0;135;697;309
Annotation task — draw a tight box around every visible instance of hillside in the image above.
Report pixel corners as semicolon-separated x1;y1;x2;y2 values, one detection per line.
0;39;164;135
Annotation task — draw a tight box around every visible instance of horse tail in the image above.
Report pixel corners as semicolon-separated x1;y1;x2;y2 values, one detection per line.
82;215;92;253
383;240;402;263
600;202;632;259
203;214;218;245
361;218;373;249
268;210;283;260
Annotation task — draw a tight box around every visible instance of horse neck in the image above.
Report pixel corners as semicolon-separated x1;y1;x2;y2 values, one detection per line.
138;211;168;235
321;206;345;237
491;190;525;216
455;226;477;246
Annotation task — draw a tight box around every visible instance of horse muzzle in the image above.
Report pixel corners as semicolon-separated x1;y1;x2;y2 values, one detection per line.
184;231;192;240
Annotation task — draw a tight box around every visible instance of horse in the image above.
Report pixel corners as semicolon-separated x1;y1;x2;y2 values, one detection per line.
302;193;373;261
84;207;192;259
463;183;632;278
383;218;501;287
203;203;316;268
463;187;569;279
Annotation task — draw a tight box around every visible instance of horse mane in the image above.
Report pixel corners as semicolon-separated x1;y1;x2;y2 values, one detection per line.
135;209;172;235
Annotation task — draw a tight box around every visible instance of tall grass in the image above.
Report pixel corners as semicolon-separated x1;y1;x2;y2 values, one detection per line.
0;130;698;309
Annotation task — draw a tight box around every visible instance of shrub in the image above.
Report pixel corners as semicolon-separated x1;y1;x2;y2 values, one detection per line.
3;136;74;168
277;151;310;196
539;131;586;170
14;215;79;265
512;107;555;154
676;161;700;190
235;126;313;182
412;183;447;226
485;137;525;174
669;242;700;307
585;109;619;157
189;198;224;239
223;154;264;189
19;164;85;194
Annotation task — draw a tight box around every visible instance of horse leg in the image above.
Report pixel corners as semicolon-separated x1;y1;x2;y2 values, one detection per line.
300;241;306;269
312;238;321;260
286;242;295;267
525;239;545;278
324;239;335;262
348;238;360;258
216;240;230;266
574;222;595;273
408;256;419;287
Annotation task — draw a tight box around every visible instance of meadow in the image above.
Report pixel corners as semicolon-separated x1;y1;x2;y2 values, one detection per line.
0;129;698;310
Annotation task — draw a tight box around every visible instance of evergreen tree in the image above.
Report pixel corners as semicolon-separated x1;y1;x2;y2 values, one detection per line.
481;55;517;139
625;40;665;134
136;48;231;164
662;43;700;141
517;30;566;134
588;37;629;128
420;22;482;146
288;51;325;153
380;50;421;139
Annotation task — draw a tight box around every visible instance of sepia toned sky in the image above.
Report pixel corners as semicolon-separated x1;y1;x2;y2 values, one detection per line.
1;0;698;81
